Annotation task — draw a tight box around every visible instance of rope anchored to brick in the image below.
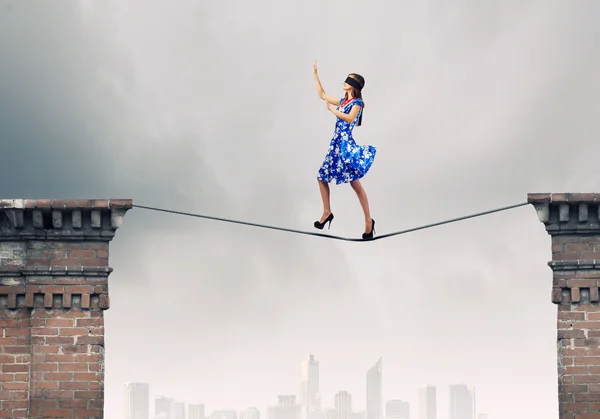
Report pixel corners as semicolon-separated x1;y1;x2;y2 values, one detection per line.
131;202;529;242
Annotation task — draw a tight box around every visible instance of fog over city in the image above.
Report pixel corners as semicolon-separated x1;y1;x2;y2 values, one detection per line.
2;1;600;418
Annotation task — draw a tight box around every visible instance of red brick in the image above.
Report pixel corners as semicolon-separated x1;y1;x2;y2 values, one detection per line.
59;363;89;372
51;258;80;266
75;200;91;208
3;346;29;354
564;366;589;375
566;244;595;252
81;294;90;309
50;200;67;208
80;258;108;267
0;337;17;346
46;337;75;345
46;319;74;327
31;328;58;336
575;357;600;366
574;321;600;329
564;402;588;411
3;364;29;373
74;373;99;382
2;383;28;391
68;250;95;258
74;390;100;399
59;382;90;391
554;253;581;261
59;327;89;336
74;409;101;417
5;328;29;337
32;363;58;372
2;400;28;409
64;285;94;294
58;398;89;408
45;390;74;399
574;375;600;383
40;409;72;418
75;336;103;345
44;372;74;381
33;381;59;390
76;318;103;327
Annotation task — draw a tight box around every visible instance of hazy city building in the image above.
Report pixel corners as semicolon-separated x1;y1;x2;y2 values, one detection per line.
154;415;169;419
418;385;436;419
240;407;260;419
334;391;353;419
366;358;383;419
477;415;487;419
300;354;321;419
268;395;301;419
156;396;175;417
352;411;366;419
171;401;186;419
189;404;206;419
324;408;337;419
210;410;238;419
449;385;475;419
386;400;409;419
124;382;150;419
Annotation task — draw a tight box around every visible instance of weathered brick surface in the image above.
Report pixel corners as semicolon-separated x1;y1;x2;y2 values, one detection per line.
0;198;131;418
0;307;31;418
530;193;600;418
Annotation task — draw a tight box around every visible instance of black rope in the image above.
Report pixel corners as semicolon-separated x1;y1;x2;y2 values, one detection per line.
132;202;529;242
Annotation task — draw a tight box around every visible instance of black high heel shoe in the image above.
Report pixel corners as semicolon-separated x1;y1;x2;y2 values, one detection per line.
362;219;375;240
314;213;334;230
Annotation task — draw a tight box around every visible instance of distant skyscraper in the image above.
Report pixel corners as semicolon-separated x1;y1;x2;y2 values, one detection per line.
124;382;150;419
477;415;487;419
154;415;169;419
300;354;321;419
386;400;409;419
240;407;260;419
210;411;238;419
352;411;366;419
334;391;353;419
449;385;475;419
156;396;174;416
418;385;436;419
366;358;383;419
171;401;186;419
268;395;301;419
189;404;206;419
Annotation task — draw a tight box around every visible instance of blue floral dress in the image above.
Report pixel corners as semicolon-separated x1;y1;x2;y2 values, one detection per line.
317;97;376;184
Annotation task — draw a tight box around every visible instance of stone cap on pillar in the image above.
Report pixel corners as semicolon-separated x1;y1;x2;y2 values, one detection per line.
528;193;600;234
0;199;132;240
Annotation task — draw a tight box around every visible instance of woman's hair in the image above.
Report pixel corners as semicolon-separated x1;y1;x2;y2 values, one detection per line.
345;73;365;125
344;73;365;100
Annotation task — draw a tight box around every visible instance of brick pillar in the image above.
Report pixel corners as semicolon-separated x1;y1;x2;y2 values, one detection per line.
530;193;600;419
0;199;131;419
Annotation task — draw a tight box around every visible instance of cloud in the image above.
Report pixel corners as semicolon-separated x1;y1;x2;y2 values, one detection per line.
3;1;600;418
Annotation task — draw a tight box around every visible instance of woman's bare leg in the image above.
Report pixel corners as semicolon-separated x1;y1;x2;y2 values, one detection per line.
350;179;373;233
318;179;332;222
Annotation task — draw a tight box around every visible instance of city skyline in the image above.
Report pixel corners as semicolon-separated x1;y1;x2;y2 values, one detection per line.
124;355;486;419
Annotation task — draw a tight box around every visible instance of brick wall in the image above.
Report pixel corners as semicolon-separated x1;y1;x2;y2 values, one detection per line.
0;199;131;419
530;193;600;419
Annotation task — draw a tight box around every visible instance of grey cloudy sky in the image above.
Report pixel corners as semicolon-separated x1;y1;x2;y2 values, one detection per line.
2;0;600;418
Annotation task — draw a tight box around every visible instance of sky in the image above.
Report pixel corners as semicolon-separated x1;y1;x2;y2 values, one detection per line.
1;0;600;418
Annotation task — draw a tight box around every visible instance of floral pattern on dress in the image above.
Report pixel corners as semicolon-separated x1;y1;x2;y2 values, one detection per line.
317;97;376;185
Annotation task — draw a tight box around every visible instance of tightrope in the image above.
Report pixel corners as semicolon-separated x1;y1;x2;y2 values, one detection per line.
132;202;529;242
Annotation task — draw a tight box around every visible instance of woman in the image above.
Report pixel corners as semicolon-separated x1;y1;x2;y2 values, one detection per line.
312;61;376;240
